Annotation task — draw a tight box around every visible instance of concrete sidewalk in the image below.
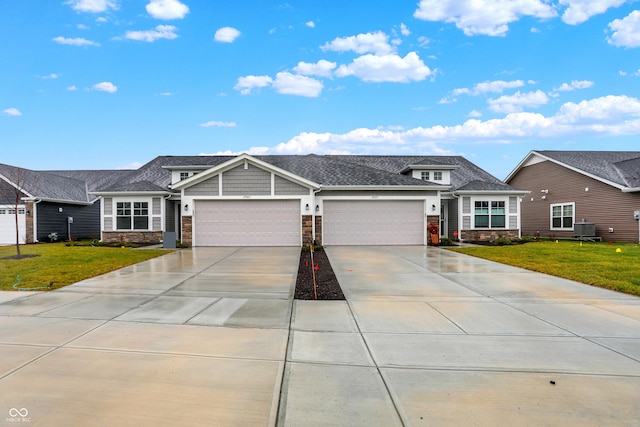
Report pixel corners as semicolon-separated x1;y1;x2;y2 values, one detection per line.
0;246;639;426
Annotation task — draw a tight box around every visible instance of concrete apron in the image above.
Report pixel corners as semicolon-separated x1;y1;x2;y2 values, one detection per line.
279;246;640;427
0;247;298;427
0;246;639;426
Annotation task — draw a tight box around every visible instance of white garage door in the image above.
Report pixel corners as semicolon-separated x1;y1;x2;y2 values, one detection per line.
194;200;300;246
323;200;424;245
0;206;26;245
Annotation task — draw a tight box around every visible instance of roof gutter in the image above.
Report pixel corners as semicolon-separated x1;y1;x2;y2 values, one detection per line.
622;187;640;193
322;185;448;191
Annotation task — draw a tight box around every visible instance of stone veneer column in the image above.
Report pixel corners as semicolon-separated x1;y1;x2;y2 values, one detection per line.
25;200;35;243
181;216;192;246
302;215;313;246
314;215;322;245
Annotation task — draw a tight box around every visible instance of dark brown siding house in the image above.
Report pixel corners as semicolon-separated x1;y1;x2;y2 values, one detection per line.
505;151;640;243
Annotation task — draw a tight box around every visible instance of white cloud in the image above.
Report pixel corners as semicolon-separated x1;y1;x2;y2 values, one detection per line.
2;107;22;117
413;0;557;36
607;10;640;48
292;60;336;78
234;75;273;95
77;24;90;30
146;0;189;20
158;92;173;96
200;120;237;128
124;25;178;42
305;21;315;28
467;109;483;118
66;0;117;13
92;81;117;93
560;0;626;25
554;95;640;124
335;52;432;83
442;80;526;104
272;72;323;97
38;73;59;79
214;27;241;43
67;86;78;91
268;95;640;154
488;90;549;113
321;31;395;55
52;36;100;46
553;80;594;92
399;23;411;36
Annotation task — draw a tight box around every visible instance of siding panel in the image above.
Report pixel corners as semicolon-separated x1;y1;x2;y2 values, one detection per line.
275;175;308;195
222;164;271;196
185;176;219;196
36;202;100;241
509;160;640;242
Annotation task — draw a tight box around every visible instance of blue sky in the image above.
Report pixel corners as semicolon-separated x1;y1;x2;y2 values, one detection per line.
1;0;639;179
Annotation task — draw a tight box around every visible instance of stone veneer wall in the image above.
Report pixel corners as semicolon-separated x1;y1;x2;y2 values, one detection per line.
181;216;192;246
302;215;313;246
314;216;322;246
102;231;163;244
460;229;519;242
25;200;34;244
426;215;440;245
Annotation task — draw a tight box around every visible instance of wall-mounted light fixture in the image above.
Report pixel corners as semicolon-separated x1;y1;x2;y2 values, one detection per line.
184;204;189;211
58;207;63;213
305;203;310;211
26;210;31;216
315;204;320;212
540;189;549;194
432;204;437;211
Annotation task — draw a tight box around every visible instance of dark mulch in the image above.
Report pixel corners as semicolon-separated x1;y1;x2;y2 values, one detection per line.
295;249;345;300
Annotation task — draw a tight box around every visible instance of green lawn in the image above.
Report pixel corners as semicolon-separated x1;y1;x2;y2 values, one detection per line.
0;243;171;291
448;240;640;296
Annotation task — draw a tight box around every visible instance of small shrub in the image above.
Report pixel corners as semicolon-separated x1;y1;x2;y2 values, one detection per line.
440;237;454;246
494;236;513;246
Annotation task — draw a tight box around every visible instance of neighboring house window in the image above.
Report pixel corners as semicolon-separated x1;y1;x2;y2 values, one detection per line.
180;172;190;181
551;203;574;230
474;201;505;228
433;171;443;181
116;202;149;230
421;171;430;181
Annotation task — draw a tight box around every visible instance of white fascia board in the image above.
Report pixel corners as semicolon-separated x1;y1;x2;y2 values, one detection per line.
322;185;447;191
453;190;530;196
504;150;538;183
172;153;321;190
90;191;172;197
23;197;94;206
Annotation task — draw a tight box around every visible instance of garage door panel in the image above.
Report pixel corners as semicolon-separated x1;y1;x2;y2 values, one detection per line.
324;200;424;246
194;200;300;246
0;207;26;245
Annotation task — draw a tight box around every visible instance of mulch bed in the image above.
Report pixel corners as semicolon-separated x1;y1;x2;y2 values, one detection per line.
294;249;345;300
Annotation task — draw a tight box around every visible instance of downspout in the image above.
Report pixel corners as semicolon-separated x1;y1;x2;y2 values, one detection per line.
312;188;322;245
451;192;463;242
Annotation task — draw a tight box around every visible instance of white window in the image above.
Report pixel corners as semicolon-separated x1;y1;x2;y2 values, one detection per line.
433;171;443;181
180;172;190;181
474;201;505;228
116;201;149;230
551;203;574;230
421;171;430;181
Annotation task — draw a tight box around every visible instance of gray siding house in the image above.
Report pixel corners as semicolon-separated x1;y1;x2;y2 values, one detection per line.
505;151;640;243
91;154;527;246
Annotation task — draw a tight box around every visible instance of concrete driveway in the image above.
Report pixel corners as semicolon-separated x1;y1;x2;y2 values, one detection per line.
1;246;639;426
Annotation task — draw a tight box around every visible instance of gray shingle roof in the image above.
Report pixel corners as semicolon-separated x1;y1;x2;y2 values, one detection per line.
0;164;91;203
328;155;521;192
536;151;640;189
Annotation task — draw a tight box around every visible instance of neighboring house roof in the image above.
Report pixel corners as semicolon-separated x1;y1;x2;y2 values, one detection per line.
0;163;92;204
505;150;640;192
45;169;133;195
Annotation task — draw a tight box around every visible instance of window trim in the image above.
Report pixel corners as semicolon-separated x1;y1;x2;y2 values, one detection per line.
433;171;443;181
473;200;506;229
550;202;575;231
116;201;150;231
421;171;430;181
